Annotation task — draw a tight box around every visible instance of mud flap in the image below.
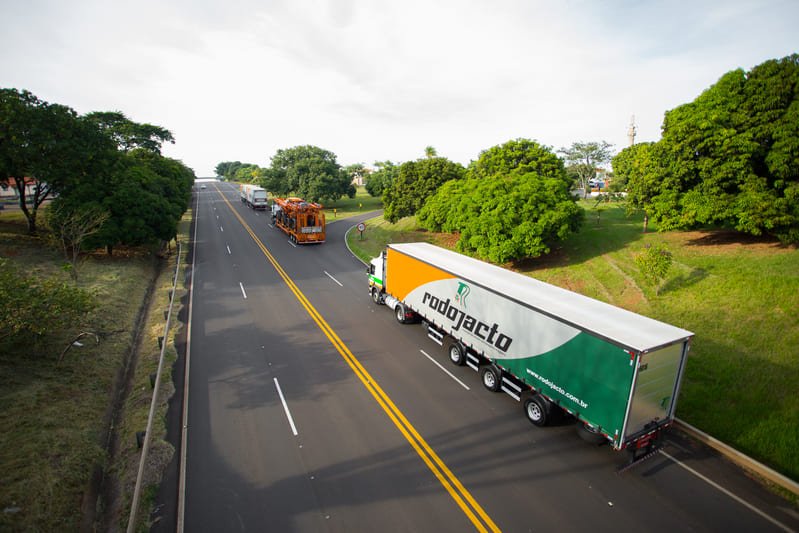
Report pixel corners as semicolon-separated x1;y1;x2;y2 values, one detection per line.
617;429;664;473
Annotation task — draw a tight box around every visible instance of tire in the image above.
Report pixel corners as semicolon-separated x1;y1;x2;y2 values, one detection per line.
448;342;465;366
576;422;607;445
523;396;548;427
371;288;382;305
395;303;407;324
480;366;501;392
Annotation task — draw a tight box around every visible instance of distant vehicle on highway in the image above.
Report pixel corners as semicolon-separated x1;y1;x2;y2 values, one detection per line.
240;184;268;210
271;197;326;244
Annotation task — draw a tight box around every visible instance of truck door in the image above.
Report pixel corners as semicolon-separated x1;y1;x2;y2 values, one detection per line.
627;342;688;433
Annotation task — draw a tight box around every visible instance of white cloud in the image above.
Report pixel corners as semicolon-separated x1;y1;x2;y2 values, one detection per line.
2;0;797;175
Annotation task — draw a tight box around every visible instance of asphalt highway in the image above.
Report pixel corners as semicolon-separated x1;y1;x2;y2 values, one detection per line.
157;182;799;532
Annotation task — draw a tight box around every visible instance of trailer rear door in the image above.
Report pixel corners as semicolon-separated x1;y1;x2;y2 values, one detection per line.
625;341;688;437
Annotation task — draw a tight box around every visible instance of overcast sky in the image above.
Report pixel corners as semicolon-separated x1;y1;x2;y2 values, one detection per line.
2;0;797;176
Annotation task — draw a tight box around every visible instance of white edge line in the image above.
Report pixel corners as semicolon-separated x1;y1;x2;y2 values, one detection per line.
674;418;799;497
324;271;343;287
239;282;247;299
659;450;794;533
274;378;298;436
420;350;470;391
177;183;200;532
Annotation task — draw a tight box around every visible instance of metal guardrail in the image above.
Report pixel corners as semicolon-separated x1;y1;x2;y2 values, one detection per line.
674;418;799;496
126;242;182;532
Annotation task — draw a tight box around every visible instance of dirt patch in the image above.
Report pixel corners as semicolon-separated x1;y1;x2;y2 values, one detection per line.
682;230;794;253
511;247;570;272
432;231;461;249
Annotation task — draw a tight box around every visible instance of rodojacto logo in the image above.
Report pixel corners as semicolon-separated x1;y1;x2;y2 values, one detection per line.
454;281;470;307
422;283;513;353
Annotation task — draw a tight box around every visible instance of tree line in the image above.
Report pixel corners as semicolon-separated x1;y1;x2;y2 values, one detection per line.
1;89;195;255
213;55;797;263
613;54;798;242
214;145;356;204
374;55;799;259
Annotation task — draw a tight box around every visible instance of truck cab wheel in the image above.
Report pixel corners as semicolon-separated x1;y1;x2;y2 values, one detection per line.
448;343;466;366
524;396;549;427
371;288;382;305
480;366;501;392
395;303;407;324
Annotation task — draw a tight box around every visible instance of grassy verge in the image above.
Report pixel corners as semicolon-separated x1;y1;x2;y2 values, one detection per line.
0;211;158;531
323;186;382;221
347;201;799;483
111;209;192;531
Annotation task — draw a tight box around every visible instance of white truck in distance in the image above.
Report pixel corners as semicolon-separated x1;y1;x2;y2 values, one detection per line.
368;242;693;467
240;184;268;210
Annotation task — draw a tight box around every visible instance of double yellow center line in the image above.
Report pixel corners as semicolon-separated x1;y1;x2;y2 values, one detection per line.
219;189;500;532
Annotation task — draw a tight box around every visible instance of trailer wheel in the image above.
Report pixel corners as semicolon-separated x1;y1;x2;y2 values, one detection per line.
448;343;465;366
480;366;501;392
371;288;382;305
576;423;607;445
524;396;548;427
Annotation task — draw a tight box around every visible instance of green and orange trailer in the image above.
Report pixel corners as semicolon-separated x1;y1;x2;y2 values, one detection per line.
368;243;693;463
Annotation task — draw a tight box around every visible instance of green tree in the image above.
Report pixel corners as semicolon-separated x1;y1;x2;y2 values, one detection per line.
54;149;194;255
415;178;470;232
418;172;583;263
83;111;174;153
263;145;352;203
612;142;662;232
558;140;614;195
468;138;568;185
635;243;673;295
424;146;438;158
45;204;110;280
232;164;262;183
0;258;95;349
364;160;398;197
215;161;244;180
0;89;116;233
647;54;799;242
382;157;465;223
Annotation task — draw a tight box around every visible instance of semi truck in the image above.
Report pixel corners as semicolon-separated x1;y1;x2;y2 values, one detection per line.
368;242;693;463
240;184;268;210
271;197;326;244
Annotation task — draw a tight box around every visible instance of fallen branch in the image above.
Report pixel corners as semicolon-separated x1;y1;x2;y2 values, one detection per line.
59;331;100;363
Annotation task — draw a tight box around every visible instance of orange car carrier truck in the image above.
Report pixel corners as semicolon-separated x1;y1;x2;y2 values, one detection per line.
271;197;326;244
368;242;693;465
